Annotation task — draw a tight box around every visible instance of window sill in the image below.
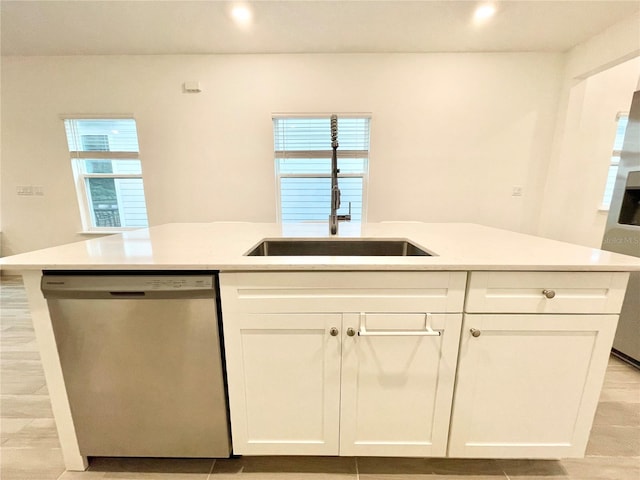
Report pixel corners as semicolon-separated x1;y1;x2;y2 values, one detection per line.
78;230;139;235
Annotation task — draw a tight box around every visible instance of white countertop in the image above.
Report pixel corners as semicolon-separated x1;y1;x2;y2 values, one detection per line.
2;222;640;271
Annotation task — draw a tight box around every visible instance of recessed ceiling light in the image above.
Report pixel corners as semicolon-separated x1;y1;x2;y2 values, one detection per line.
231;4;253;26
474;3;496;23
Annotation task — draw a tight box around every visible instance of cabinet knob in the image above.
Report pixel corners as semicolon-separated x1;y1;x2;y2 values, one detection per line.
542;289;556;299
346;328;356;337
470;328;482;338
329;327;339;337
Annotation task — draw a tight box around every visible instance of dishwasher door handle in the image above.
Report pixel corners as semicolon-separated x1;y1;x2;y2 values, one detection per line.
109;291;146;297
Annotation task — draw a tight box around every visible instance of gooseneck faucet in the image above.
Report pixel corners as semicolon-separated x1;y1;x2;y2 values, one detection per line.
329;114;351;235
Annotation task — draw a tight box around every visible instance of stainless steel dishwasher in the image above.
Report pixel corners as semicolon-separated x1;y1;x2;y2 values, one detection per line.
41;273;231;458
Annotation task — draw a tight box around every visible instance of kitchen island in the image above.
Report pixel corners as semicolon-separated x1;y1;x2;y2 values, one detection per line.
2;222;639;471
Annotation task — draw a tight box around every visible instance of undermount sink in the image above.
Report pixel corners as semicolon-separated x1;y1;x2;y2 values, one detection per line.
245;239;433;257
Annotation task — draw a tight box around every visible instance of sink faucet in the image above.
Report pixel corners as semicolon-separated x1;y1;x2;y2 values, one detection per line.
329;114;351;235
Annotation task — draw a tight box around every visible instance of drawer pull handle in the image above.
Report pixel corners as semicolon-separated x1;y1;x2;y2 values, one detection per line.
358;329;441;337
357;313;442;337
346;328;356;337
329;327;339;337
470;328;482;338
542;289;556;299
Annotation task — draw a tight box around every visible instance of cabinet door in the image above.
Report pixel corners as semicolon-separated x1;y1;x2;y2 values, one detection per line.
340;313;462;457
448;314;618;458
223;313;342;455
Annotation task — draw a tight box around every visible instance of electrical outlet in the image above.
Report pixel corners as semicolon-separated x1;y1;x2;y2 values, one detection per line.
17;185;33;196
34;186;44;196
512;185;523;197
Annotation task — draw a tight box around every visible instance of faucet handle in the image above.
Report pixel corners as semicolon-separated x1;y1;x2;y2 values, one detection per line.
338;202;352;222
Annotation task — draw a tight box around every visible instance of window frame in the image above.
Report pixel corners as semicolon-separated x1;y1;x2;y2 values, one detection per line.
273;113;371;224
63;117;149;233
599;112;629;211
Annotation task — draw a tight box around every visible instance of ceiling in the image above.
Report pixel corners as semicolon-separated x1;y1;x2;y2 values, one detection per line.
1;0;639;56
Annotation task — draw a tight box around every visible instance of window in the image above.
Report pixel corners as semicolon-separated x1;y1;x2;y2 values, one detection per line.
64;118;149;231
273;115;370;223
601;112;629;209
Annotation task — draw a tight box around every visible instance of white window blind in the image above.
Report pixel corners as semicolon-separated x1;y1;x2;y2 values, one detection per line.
64;119;149;230
601;113;629;209
273;115;370;223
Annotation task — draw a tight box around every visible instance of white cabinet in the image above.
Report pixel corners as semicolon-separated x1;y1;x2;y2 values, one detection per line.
219;272;466;457
340;312;461;457
221;313;342;455
448;313;618;458
220;270;629;459
449;271;628;459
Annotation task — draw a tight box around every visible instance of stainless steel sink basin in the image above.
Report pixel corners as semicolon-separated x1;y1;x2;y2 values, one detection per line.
245;239;433;256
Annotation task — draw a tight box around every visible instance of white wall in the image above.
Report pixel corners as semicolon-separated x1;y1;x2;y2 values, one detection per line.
1;53;564;255
538;13;640;247
539;58;639;247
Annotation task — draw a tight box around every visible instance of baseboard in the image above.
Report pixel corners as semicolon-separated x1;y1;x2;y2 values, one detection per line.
612;349;640;369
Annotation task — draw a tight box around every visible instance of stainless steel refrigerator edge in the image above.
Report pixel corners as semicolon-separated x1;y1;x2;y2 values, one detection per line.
42;273;232;457
602;90;640;367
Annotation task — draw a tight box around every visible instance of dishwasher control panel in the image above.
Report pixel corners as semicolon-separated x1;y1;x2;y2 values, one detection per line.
41;274;216;298
142;277;214;290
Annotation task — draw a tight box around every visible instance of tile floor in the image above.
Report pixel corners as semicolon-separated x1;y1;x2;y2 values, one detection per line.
1;275;638;479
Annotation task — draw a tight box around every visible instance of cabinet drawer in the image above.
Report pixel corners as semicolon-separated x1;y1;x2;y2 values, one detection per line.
220;272;467;314
465;271;629;314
